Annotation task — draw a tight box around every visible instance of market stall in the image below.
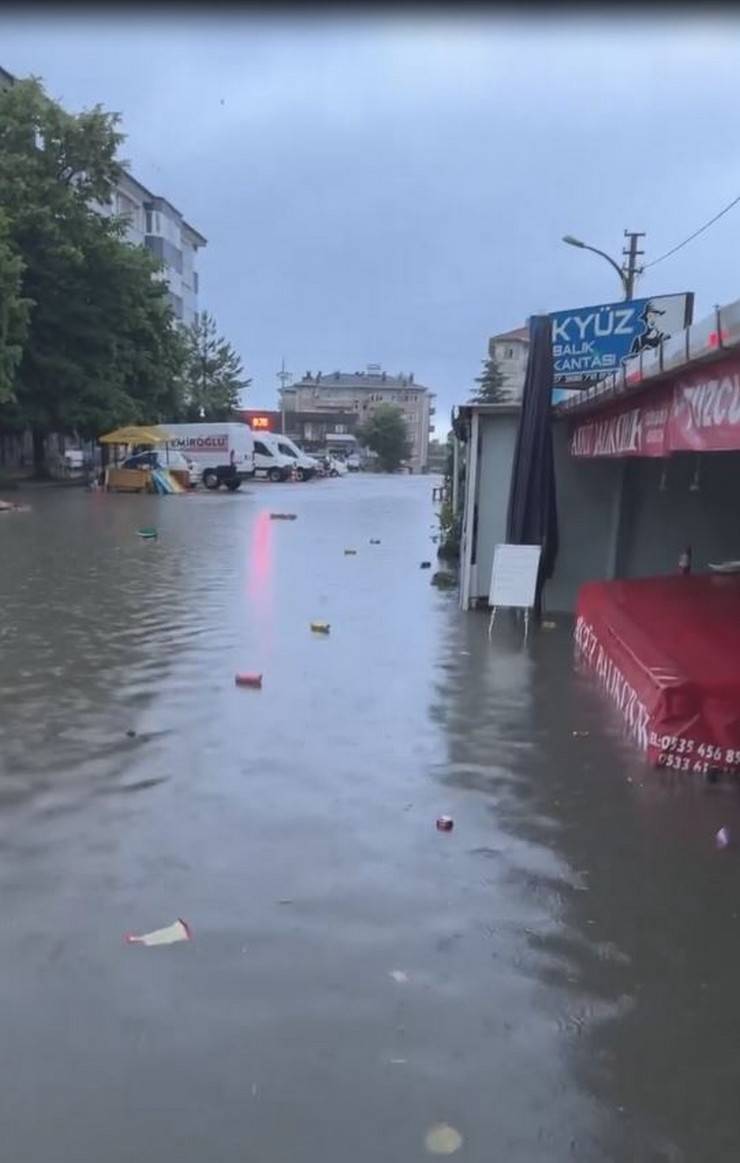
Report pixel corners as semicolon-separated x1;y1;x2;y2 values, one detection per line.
99;426;187;493
562;303;740;770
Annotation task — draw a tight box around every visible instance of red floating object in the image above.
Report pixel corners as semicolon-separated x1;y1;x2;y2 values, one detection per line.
436;816;454;832
235;672;263;688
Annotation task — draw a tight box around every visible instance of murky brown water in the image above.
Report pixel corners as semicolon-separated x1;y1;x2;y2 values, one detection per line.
1;475;739;1162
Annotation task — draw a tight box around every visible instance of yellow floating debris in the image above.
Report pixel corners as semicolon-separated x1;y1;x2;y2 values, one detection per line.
424;1124;463;1155
310;621;331;634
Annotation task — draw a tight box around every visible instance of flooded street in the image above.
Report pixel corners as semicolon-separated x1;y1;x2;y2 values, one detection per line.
1;474;740;1162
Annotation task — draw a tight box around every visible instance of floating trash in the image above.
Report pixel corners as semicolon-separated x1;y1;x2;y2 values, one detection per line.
716;826;731;850
389;969;409;984
436;816;454;832
125;919;191;946
311;621;331;634
136;527;158;540
572;730;590;738
270;513;297;521
424;1123;463;1155
541;620;557;630
235;672;263;688
420;561;432;569
344;549;357;556
370;539;381;545
0;500;31;513
126;729;137;738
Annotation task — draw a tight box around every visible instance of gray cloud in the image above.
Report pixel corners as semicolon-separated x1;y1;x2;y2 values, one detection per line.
3;12;740;430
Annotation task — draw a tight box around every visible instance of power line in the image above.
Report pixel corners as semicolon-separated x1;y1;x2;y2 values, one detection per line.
643;193;740;270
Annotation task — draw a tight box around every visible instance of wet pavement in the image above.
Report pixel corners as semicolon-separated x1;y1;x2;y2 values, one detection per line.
1;474;740;1162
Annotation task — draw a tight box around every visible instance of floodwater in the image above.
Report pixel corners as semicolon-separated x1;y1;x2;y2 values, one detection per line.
1;474;739;1162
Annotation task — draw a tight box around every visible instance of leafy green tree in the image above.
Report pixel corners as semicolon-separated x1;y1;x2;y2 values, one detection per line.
358;403;410;472
472;354;508;403
0;76;186;471
0;211;31;404
180;310;250;420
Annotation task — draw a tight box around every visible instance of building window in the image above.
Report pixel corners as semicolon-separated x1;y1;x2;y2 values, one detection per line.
116;191;138;225
145;209;161;236
193;271;199;295
507;346;514;358
334;424;346;434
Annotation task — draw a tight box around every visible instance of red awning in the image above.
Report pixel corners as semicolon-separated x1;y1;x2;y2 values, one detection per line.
570;355;740;458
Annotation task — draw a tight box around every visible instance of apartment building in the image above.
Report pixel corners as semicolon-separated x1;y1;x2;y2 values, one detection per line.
0;65;206;324
281;365;435;473
101;170;206;325
489;325;530;400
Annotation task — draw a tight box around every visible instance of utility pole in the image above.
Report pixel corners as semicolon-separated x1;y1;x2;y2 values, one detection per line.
622;231;645;300
277;357;292;434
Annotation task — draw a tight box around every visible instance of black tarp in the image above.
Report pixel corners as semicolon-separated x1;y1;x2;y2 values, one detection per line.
505;315;559;613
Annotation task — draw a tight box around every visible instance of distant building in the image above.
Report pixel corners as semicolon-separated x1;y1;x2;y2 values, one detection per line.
238;409;360;456
280;365;435;473
0;64;206;325
488;325;529;401
426;438;448;475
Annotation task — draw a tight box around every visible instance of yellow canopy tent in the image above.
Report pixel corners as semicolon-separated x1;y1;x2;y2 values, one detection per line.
99;425;172;445
99;425;178;493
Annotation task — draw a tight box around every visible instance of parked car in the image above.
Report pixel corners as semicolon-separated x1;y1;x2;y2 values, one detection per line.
164;423;255;490
252;437;295;482
122;448;199;487
345;452;361;472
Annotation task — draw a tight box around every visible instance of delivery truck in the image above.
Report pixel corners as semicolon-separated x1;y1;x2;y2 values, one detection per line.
165;423;255;490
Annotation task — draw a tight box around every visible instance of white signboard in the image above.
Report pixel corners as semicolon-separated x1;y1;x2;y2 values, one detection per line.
489;543;542;611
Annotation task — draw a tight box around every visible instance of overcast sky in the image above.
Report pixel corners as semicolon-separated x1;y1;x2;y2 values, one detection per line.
3;9;740;433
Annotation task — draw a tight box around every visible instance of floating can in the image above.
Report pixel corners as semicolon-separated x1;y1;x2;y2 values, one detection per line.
235;672;263;688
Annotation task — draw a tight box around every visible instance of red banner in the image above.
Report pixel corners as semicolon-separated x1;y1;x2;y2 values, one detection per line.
669;361;740;451
570;355;740;457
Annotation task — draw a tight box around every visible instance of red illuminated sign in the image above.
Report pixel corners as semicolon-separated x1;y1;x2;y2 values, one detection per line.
252;416;271;430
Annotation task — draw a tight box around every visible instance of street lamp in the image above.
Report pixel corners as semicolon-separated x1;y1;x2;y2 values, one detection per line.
562;234;633;299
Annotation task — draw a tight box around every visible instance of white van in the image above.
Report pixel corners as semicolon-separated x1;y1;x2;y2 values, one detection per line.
263;433;320;481
252;436;295;482
165;423;255;491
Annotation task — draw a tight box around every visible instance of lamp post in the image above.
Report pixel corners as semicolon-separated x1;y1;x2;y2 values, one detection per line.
276;357;292;435
562;231;644;300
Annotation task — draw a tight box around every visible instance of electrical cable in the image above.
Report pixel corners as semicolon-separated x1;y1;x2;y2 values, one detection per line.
643;194;740;269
